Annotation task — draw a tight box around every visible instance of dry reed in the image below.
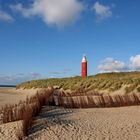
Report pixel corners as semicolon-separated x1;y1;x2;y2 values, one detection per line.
0;89;53;137
54;93;140;108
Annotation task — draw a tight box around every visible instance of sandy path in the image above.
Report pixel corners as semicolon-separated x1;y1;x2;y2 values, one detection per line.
26;106;140;140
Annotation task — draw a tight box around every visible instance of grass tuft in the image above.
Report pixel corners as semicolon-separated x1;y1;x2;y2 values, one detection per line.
0;89;53;138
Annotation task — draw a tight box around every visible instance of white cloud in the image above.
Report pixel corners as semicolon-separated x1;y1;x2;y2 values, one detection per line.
63;68;72;71
92;2;112;21
0;10;13;22
98;58;128;72
130;55;140;70
0;73;41;85
10;0;84;27
50;72;64;75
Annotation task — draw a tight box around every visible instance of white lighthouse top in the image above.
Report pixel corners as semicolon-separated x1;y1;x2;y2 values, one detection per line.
82;55;87;62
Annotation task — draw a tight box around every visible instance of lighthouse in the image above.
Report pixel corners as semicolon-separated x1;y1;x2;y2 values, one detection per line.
81;55;87;77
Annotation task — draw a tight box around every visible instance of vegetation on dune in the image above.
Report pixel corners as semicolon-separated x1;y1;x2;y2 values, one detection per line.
57;94;140;108
17;72;140;94
0;89;53;137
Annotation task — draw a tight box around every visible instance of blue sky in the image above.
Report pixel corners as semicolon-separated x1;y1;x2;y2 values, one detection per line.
0;0;140;84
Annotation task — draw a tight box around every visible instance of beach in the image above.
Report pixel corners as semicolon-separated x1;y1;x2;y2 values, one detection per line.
0;88;39;108
1;88;140;140
26;105;140;140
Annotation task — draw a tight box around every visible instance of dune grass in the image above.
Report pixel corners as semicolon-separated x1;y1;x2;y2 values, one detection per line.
55;94;140;108
0;89;53;137
17;72;140;94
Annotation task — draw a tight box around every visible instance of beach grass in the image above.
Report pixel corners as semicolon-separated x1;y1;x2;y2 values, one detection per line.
17;72;140;94
0;89;53;137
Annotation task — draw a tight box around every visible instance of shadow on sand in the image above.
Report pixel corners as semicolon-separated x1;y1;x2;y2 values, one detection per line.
27;105;75;138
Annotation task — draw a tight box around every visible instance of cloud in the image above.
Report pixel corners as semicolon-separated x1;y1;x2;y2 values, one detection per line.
49;68;72;78
92;2;112;21
0;10;14;22
98;58;129;72
50;72;63;75
10;0;84;27
98;55;140;73
130;55;140;70
0;72;41;85
29;72;41;78
63;68;72;72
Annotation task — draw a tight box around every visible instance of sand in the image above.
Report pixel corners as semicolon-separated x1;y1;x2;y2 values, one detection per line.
0;121;23;140
1;88;140;140
0;88;42;108
25;105;140;140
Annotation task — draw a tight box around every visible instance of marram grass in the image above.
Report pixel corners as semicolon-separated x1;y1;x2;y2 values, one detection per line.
17;72;140;94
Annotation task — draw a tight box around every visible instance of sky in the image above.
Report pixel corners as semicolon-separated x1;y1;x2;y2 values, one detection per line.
0;0;140;84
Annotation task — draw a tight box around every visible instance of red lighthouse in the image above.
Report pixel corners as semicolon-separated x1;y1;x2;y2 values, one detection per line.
81;55;87;77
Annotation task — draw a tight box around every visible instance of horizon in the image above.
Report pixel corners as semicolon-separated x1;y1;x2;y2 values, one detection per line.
1;71;140;86
0;0;140;84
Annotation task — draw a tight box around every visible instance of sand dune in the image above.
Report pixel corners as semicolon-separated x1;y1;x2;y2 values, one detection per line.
0;88;43;108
